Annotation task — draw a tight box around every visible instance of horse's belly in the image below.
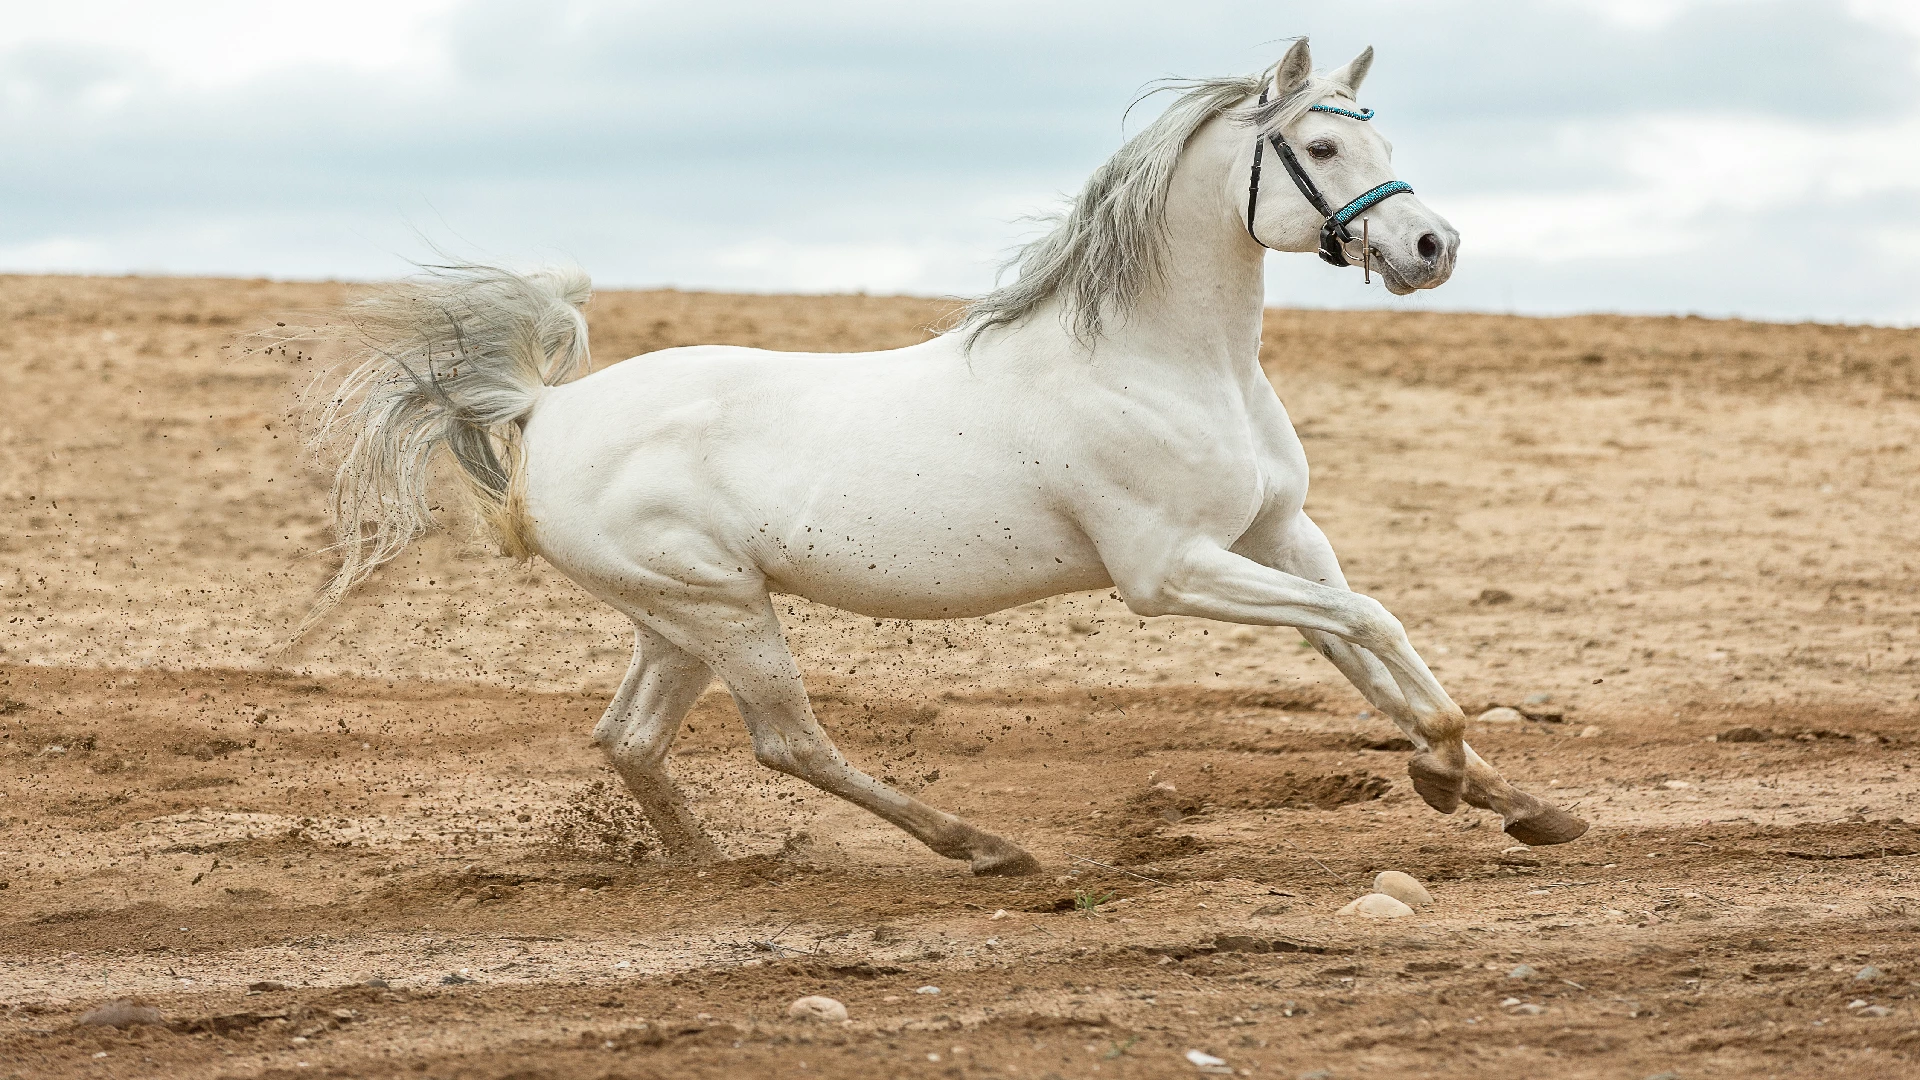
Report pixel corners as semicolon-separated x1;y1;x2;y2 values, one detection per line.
758;528;1114;620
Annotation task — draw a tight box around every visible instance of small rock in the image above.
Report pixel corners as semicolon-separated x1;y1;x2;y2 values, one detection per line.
1848;999;1870;1009
1510;1003;1548;1015
1859;1005;1895;1018
1476;707;1526;724
247;981;287;992
1499;997;1522;1006
1184;1048;1230;1073
1508;964;1537;980
1372;871;1432;909
361;978;389;989
1856;965;1883;981
1578;725;1602;738
613;960;631;969
914;985;941;995
1718;725;1768;743
1476;588;1515;605
1336;893;1414;919
786;995;848;1023
76;1001;164;1029
1662;779;1692;789
440;973;475;985
1523;692;1553;706
1299;1071;1334;1080
990;909;1008;920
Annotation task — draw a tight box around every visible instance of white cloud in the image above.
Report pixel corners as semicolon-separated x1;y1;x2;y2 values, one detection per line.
0;1;459;88
0;0;1915;323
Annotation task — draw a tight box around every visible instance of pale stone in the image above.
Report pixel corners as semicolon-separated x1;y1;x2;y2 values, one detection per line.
1578;725;1602;738
1184;1049;1230;1073
787;995;848;1023
1337;893;1415;919
1372;871;1433;909
1476;706;1527;724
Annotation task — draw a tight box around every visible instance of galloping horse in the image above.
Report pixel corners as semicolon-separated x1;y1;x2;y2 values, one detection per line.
305;38;1588;876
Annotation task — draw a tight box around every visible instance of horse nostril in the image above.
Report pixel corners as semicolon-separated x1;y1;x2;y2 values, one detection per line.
1417;232;1441;261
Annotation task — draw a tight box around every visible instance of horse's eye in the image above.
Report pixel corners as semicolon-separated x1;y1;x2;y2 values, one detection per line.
1307;140;1337;162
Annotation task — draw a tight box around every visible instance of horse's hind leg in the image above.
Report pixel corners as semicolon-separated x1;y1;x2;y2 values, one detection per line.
657;591;1040;876
591;622;722;862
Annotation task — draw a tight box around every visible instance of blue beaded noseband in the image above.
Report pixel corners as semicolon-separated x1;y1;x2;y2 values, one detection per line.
1246;93;1413;267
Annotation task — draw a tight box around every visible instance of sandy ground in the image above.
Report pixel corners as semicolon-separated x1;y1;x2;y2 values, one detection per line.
3;274;1919;1079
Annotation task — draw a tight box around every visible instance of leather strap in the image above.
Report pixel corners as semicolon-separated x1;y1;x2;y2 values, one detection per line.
1245;87;1415;268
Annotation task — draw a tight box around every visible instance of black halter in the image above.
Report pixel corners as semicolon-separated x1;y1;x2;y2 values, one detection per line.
1246;88;1414;267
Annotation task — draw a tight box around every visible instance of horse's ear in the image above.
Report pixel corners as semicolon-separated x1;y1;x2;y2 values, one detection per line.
1330;46;1373;95
1273;38;1313;96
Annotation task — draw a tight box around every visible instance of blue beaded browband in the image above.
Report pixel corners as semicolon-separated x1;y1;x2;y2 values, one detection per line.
1247;94;1413;267
1309;104;1375;122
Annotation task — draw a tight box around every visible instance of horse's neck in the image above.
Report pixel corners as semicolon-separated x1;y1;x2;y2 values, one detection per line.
1018;115;1268;385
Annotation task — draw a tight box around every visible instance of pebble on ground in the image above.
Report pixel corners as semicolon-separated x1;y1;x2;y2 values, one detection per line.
787;995;849;1023
1476;706;1526;724
1337;893;1415;918
1372;870;1433;908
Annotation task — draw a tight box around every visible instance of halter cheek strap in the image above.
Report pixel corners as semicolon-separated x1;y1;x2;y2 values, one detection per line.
1246;91;1414;268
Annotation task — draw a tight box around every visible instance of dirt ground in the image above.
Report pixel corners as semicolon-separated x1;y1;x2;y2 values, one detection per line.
3;274;1919;1079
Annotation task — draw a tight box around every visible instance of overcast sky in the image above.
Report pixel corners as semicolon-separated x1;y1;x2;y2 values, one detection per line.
4;0;1917;322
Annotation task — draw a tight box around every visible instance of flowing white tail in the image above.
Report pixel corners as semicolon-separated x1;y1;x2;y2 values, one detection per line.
301;263;592;634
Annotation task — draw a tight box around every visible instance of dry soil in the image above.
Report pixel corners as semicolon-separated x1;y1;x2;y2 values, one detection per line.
3;275;1919;1079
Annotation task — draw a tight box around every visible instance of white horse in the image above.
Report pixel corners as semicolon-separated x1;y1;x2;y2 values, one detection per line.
307;39;1587;876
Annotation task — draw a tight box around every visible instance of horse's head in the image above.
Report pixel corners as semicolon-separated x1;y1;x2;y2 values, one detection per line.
1247;39;1459;295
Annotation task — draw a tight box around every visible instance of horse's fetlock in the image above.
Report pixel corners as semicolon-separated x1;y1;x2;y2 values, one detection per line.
927;822;985;860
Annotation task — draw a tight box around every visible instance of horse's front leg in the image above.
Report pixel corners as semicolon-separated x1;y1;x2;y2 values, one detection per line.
1115;525;1587;846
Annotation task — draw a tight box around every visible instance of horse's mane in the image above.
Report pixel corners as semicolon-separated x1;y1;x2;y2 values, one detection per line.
954;69;1350;346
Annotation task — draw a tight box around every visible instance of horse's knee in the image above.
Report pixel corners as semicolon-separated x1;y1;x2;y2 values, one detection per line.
1341;595;1406;656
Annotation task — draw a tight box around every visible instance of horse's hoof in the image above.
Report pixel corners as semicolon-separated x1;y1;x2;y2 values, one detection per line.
1407;753;1464;814
1504;804;1589;846
970;846;1042;877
